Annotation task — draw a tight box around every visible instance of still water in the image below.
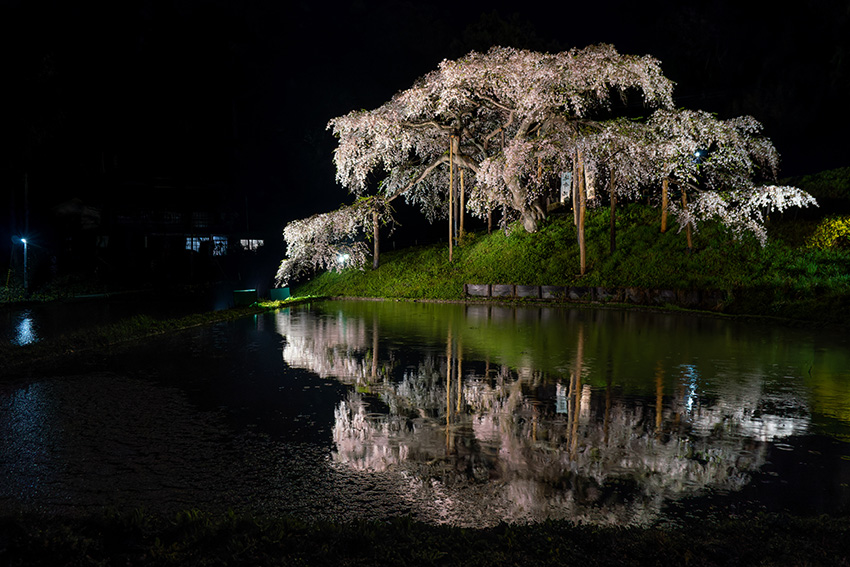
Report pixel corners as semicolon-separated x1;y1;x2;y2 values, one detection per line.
1;286;236;346
1;300;849;526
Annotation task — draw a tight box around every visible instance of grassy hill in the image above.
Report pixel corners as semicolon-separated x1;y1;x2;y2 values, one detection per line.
296;169;850;324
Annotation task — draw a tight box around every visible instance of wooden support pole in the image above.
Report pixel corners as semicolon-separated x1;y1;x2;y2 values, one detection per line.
372;209;380;270
459;169;465;240
609;173;616;254
449;136;454;262
577;150;587;275
661;178;669;233
572;157;579;226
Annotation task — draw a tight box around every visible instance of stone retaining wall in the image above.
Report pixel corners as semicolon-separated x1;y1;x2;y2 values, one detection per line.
463;284;728;311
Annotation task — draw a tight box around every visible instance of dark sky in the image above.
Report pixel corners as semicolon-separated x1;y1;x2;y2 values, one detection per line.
3;0;849;249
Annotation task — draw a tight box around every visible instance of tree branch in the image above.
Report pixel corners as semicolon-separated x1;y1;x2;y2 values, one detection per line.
484;112;515;146
386;152;480;202
667;177;705;194
477;93;516;113
401;120;453;131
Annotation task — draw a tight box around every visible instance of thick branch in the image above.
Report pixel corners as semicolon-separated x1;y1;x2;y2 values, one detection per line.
387;153;480;203
483;112;515;147
477;93;516;113
667;177;705;194
401;120;453;131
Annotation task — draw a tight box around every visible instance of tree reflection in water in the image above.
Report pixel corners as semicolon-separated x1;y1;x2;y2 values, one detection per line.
275;301;817;526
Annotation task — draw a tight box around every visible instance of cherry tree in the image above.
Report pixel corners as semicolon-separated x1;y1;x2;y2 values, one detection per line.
277;44;816;283
645;109;817;247
275;196;392;287
574;109;816;266
329;44;674;233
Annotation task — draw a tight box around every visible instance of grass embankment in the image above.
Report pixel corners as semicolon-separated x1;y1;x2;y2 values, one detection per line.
297;168;850;324
1;510;848;566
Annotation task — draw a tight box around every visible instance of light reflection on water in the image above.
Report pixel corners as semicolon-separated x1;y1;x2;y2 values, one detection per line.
12;309;38;346
0;300;848;527
276;301;850;526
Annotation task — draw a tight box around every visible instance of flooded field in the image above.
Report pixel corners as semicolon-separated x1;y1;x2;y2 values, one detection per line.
1;300;849;527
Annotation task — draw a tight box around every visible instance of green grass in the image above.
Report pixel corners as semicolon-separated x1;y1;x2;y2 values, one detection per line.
1;509;848;566
295;202;850;324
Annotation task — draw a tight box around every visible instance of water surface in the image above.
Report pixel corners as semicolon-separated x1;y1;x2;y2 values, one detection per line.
1;300;848;526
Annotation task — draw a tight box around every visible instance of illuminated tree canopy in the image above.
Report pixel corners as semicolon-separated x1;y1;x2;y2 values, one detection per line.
276;44;816;285
275;196;392;287
329;43;674;232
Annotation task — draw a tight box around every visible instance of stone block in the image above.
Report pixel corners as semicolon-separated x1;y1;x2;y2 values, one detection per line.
516;285;540;298
625;287;647;304
465;283;491;297
491;284;515;297
567;287;592;301
541;286;566;300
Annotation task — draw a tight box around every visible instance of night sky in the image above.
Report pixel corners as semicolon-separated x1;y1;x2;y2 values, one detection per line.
2;0;849;267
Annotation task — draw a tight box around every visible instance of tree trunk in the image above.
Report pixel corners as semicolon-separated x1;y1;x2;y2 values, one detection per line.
661;178;669;233
609;173;616;254
577;150;587;275
372;209;380;270
519;202;545;232
504;175;545;232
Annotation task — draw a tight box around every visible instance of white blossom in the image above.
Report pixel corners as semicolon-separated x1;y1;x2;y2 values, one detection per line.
275;197;392;286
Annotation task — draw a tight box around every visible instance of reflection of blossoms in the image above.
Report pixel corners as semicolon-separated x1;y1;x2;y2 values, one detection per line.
327;361;807;526
333;394;410;472
274;306;813;527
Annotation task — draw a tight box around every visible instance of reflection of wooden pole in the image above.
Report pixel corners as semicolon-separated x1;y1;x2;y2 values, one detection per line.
674;382;683;431
371;317;378;379
570;324;584;459
655;363;664;433
532;406;538;442
604;372;612;445
456;337;463;413
446;328;452;426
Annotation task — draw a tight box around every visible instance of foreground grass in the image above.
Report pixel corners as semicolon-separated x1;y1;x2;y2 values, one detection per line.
1;510;848;566
296;202;850;324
